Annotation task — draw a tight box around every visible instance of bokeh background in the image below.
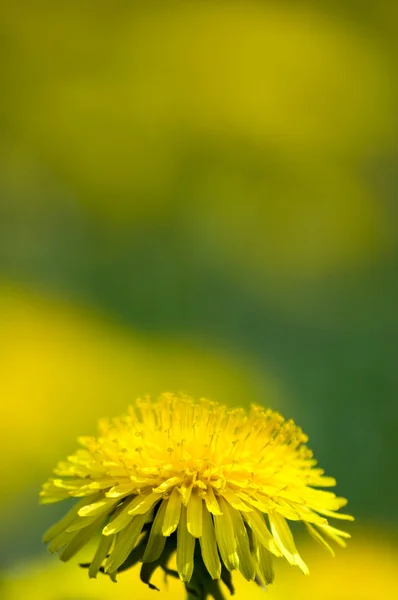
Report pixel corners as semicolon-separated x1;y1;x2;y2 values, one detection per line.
1;1;397;598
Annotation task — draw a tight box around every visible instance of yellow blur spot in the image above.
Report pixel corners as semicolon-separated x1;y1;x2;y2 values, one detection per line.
0;284;264;504
2;534;398;599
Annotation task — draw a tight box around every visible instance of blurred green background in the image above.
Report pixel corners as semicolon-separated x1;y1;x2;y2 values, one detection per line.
1;1;397;598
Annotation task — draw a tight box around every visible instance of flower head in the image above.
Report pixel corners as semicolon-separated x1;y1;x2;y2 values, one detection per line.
41;393;353;598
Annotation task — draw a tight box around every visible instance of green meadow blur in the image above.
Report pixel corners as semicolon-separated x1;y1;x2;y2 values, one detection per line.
0;1;397;598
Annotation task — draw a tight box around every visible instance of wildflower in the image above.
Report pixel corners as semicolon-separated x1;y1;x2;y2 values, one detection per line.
40;393;353;599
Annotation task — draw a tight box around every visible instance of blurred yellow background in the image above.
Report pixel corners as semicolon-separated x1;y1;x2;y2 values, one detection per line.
3;535;398;599
1;1;397;598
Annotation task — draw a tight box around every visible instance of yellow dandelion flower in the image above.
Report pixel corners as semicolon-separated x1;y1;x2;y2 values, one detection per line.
40;393;353;599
